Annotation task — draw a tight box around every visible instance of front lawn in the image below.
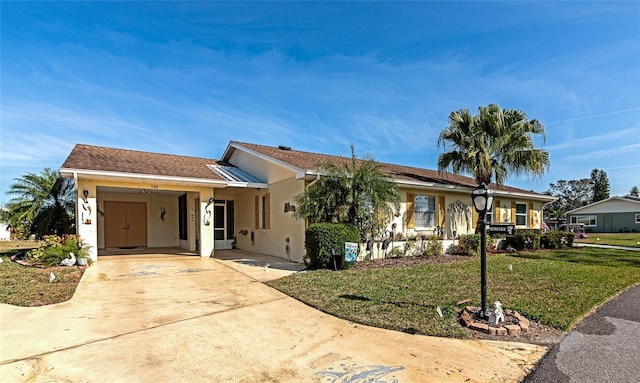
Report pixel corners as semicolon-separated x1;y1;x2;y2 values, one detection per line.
267;247;640;338
574;232;640;248
0;255;85;306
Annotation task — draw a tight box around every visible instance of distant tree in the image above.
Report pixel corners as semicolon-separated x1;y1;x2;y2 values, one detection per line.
543;178;592;218
630;186;639;197
590;168;610;203
437;104;549;186
1;168;75;239
294;145;400;240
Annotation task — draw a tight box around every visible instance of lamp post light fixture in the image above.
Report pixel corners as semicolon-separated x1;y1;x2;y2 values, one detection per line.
471;182;494;318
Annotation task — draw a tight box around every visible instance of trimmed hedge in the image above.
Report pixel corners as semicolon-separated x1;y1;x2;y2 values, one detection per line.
458;234;492;257
305;223;360;269
504;229;574;250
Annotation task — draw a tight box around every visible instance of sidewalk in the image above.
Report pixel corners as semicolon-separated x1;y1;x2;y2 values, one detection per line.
575;243;640;251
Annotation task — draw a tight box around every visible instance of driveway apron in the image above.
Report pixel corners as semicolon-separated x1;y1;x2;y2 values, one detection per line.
1;254;547;382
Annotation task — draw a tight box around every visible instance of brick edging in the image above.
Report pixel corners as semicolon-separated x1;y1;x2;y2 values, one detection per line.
459;306;530;335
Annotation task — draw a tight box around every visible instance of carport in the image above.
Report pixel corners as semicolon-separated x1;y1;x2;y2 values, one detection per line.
60;144;268;262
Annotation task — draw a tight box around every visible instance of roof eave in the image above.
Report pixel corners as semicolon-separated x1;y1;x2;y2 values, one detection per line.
60;168;229;187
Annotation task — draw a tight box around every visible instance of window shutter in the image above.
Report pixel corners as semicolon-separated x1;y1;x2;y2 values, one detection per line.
265;193;271;229
254;195;259;229
511;202;516;224
471;207;478;229
494;199;500;222
438;196;446;228
529;202;534;228
406;193;415;229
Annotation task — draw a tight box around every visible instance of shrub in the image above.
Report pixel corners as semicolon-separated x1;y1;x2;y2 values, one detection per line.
404;239;416;256
418;235;443;257
304;223;360;269
458;234;492;257
504;229;542;250
388;246;405;257
540;231;574;249
28;235;90;267
446;243;463;255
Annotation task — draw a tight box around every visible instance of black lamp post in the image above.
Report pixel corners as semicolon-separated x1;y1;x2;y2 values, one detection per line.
471;182;494;318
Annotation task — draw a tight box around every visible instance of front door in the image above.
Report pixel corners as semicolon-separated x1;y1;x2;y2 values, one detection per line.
603;215;613;232
104;201;147;248
213;200;235;249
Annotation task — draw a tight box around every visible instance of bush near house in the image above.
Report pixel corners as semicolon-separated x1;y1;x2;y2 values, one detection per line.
457;234;492;257
418;235;443;257
27;235;89;267
305;223;360;269
504;230;574;251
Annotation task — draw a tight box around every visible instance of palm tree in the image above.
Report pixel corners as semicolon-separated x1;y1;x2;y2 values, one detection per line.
2;168;75;239
294;145;399;239
437;104;550;186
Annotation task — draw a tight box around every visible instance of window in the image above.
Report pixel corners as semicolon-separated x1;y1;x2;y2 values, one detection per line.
486;210;493;224
570;215;597;226
636;214;640;224
254;193;270;229
415;195;436;227
515;203;527;226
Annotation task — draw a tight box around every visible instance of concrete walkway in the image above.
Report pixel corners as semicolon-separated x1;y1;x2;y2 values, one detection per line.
1;252;546;382
575;243;640;251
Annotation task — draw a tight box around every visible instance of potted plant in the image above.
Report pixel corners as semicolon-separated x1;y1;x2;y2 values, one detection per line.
74;237;91;266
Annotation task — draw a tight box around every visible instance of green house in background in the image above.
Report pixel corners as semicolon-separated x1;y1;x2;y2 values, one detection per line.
566;195;640;233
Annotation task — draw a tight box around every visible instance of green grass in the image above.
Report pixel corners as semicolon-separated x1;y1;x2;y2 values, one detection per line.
267;247;640;338
0;255;84;306
574;232;640;248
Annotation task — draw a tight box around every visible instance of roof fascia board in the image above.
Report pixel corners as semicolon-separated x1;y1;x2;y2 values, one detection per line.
227;181;270;188
566;196;640;214
60;168;229;187
302;172;552;201
225;142;307;178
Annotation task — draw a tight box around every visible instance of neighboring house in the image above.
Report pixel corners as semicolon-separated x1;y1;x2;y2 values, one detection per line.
566;195;640;233
60;141;554;261
0;207;11;241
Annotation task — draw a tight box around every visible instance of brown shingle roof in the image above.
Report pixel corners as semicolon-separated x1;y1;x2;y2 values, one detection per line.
61;144;225;181
231;141;542;195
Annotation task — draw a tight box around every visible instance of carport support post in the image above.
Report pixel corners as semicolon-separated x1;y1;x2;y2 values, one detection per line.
199;193;215;257
76;182;98;261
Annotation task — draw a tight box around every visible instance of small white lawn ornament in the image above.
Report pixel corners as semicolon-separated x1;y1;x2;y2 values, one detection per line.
488;300;505;325
60;252;76;267
49;272;56;283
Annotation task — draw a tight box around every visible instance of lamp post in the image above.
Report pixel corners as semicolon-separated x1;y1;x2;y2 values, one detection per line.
471;183;494;318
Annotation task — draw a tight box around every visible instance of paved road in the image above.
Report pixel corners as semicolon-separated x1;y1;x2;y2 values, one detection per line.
524;283;640;383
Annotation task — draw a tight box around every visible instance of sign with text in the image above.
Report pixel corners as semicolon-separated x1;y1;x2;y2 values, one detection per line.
345;242;358;263
489;223;516;235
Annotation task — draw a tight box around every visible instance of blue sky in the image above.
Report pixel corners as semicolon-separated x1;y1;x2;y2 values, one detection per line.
1;1;639;204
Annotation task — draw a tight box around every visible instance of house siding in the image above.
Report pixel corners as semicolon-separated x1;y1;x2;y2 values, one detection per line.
566;197;640;233
567;212;640;233
234;178;306;262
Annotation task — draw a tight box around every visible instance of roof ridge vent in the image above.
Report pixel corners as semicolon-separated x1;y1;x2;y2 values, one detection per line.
278;145;291;151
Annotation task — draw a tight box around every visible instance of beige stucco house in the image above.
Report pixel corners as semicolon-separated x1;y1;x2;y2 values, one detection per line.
60;141;554;262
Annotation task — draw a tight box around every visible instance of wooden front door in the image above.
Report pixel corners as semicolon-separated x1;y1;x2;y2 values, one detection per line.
104;201;147;248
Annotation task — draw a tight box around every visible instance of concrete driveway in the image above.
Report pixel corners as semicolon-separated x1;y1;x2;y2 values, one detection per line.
0;251;546;382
